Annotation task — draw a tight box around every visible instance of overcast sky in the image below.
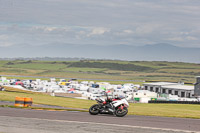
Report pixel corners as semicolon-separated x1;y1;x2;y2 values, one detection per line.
0;0;200;48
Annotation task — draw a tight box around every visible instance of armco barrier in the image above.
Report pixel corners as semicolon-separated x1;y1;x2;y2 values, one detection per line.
148;100;200;104
15;97;33;107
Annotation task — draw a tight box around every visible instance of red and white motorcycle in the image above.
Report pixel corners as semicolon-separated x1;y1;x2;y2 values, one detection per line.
89;94;129;117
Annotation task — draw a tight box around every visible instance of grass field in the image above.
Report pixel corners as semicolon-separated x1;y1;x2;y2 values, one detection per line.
0;60;200;83
1;87;200;119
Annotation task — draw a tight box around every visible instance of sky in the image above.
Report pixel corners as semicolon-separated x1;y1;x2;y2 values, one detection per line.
0;0;200;48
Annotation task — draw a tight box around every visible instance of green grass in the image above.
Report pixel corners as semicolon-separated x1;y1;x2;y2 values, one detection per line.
63;67;106;72
0;60;200;83
129;103;200;119
0;105;88;112
5;63;66;71
2;76;145;85
1;87;95;109
1;87;200;119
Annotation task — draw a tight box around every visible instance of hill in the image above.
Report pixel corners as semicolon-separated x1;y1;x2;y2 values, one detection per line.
0;60;200;83
0;43;200;63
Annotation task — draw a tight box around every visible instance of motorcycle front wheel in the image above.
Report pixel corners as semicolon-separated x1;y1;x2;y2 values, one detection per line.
89;104;100;115
115;107;128;117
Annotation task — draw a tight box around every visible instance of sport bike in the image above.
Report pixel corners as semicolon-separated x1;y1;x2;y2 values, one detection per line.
89;96;129;117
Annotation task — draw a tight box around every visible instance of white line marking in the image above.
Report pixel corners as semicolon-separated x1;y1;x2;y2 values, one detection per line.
0;116;199;133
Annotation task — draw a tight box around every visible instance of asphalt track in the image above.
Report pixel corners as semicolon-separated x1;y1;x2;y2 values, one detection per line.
0;107;200;133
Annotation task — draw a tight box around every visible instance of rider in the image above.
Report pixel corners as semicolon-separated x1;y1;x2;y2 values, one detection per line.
0;85;4;91
112;94;121;101
104;94;121;110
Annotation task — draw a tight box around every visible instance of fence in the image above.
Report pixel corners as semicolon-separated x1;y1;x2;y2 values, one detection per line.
148;100;200;104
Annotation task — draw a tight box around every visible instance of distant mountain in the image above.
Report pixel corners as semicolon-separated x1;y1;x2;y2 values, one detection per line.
0;43;200;63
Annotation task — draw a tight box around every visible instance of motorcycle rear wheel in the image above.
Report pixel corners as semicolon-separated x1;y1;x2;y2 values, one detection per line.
115;107;128;117
89;104;100;115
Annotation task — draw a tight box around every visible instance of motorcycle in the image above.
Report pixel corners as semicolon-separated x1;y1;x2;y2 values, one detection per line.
89;94;129;117
0;85;5;91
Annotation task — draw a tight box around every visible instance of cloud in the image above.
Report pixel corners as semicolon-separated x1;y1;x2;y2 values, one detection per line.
0;42;14;47
0;35;9;40
87;27;110;37
0;0;200;48
123;30;133;34
167;36;198;42
186;36;198;41
0;35;14;47
180;32;189;35
0;34;14;47
168;37;184;42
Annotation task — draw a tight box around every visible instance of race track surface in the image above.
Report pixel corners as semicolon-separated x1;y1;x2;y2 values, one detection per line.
0;107;199;133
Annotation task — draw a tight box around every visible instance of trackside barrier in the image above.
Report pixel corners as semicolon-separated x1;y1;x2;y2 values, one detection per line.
24;97;33;107
15;97;33;107
148;100;200;104
15;97;24;107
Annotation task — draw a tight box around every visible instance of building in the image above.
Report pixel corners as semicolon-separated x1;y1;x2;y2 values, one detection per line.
143;82;178;93
161;84;194;98
143;82;194;98
194;76;200;97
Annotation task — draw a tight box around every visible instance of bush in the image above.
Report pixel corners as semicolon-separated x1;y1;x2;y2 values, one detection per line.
6;62;14;65
68;62;154;72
